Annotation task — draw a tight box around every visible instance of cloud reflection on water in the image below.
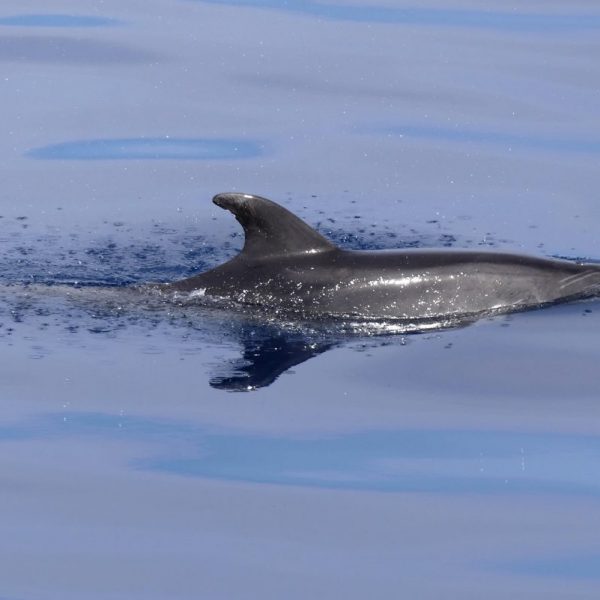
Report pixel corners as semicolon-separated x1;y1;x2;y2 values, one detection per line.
1;411;599;496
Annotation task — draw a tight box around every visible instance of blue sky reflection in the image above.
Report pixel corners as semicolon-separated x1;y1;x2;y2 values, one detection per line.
497;554;600;580
27;138;264;160
0;14;120;28
195;1;600;32
1;412;600;495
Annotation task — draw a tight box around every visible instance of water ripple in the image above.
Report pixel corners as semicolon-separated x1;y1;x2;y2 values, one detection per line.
0;14;121;28
2;412;600;495
497;553;600;580
0;36;157;64
375;125;600;155
194;1;600;32
26;138;265;160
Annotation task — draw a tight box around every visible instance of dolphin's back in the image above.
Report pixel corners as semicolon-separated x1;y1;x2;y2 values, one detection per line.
321;250;600;319
222;248;600;319
164;193;600;321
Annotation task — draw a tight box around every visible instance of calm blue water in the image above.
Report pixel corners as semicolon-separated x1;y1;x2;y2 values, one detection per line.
1;1;600;598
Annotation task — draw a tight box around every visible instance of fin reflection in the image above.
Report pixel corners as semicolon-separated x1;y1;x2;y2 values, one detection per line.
210;326;335;391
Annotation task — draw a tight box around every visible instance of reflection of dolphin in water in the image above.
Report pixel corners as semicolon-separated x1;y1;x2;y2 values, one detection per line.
0;281;340;391
210;327;335;391
162;193;600;324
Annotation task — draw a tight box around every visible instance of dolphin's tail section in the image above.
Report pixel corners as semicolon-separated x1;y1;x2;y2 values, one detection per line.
213;193;336;260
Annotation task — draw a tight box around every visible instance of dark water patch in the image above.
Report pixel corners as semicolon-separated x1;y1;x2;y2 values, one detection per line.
27;138;264;160
194;1;600;32
0;14;121;28
322;227;462;250
0;36;158;65
0;225;210;286
372;125;600;155
554;256;600;266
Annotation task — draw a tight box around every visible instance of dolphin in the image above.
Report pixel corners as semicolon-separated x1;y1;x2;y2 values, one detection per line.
161;193;600;324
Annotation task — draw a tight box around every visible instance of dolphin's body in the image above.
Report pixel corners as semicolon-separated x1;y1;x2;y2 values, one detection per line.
163;193;600;323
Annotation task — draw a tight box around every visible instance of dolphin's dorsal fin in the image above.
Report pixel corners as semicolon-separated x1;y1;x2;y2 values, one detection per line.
212;193;336;259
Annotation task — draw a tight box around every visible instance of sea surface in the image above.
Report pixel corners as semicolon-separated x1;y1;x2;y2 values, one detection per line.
1;1;600;598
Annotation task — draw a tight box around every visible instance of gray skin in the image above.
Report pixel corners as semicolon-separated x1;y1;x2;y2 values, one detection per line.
163;193;600;322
